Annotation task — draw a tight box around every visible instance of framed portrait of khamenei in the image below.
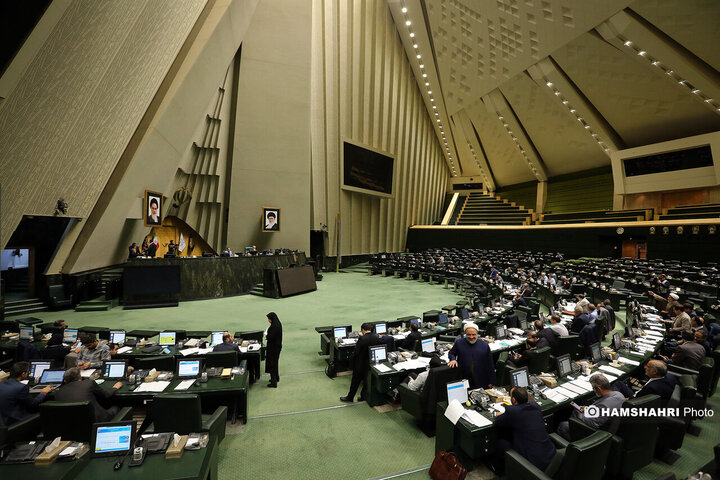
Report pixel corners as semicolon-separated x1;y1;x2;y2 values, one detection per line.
144;191;163;226
262;207;280;232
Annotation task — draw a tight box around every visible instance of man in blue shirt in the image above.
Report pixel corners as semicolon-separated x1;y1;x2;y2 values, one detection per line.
447;323;496;389
0;362;52;425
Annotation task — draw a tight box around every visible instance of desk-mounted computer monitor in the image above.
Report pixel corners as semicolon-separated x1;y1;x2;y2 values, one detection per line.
109;330;126;345
460;308;469;320
176;359;203;379
369;344;387;364
91;421;136;457
102;360;128;379
423;312;440;324
63;328;78;343
495;325;506;339
211;331;225;346
519;317;529;330
612;333;621;351
438;313;448;325
158;331;177;346
333;326;348;340
590;342;602;363
28;361;52;381
410;318;421;328
510;367;529;388
375;323;387;335
19;326;34;341
446;379;469;404
557;354;572;378
421;337;436;354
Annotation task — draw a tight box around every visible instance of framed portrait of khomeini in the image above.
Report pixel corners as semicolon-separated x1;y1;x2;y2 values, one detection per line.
144;191;163;226
262;207;280;232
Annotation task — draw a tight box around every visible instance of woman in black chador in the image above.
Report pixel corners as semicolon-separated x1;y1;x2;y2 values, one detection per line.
265;312;283;388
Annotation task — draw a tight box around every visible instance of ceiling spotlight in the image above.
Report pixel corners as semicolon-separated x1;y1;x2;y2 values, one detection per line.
624;40;632;46
638;50;647;56
413;44;418;49
427;91;432;94
651;60;660;66
546;82;553;87
433;105;437;109
409;32;415;38
425;82;429;86
419;64;424;68
422;73;427;77
692;88;700;94
401;6;407;13
562;100;569;105
405;20;411;26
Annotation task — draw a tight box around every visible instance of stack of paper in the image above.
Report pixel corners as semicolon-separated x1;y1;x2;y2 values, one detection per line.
174;379;196;391
618;357;640;366
133;381;170;393
444;400;492;427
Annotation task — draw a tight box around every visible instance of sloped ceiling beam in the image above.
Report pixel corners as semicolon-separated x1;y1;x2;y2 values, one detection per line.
453;109;496;190
483;89;548;181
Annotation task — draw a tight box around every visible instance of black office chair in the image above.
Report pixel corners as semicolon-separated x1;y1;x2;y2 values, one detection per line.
0;413;41;445
526;346;552;374
505;430;613;480
47;284;73;310
134;355;176;372
397;365;460;435
205;351;238;368
237;330;264;343
148;394;227;443
39;401;132;442
555;335;581;360
655;383;686;464
378;335;396;352
495;352;511;386
567;395;661;480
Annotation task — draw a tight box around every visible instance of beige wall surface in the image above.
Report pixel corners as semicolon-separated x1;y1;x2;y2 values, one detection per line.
311;0;448;256
0;0;207;253
226;0;312;253
67;0;260;273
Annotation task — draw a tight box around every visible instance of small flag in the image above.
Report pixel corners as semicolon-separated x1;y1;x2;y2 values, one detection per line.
179;233;186;253
152;233;159;248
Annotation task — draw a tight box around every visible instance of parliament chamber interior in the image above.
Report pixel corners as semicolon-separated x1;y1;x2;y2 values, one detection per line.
1;0;720;479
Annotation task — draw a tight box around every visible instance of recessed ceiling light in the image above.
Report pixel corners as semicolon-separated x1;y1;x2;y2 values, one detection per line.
401;7;407;13
409;32;415;38
624;40;632;46
405;20;411;26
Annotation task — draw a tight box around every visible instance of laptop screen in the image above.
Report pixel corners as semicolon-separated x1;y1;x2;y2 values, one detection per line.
28;361;52;380
211;331;225;345
92;422;134;457
39;369;65;384
102;361;127;379
19;326;33;341
410;318;421;328
612;333;621;351
460;308;469;319
446;380;469;404
109;330;126;344
177;359;202;378
369;345;387;363
557;354;572;378
158;332;176;346
438;313;448;325
511;368;529;388
333;327;346;339
375;323;387;335
421;337;436;353
63;329;78;343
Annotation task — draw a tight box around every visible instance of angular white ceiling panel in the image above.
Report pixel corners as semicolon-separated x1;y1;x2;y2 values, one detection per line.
425;0;630;114
552;32;720;147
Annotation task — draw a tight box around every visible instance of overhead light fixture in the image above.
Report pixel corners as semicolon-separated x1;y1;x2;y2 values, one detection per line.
405;20;411;26
409;32;415;38
401;6;407;13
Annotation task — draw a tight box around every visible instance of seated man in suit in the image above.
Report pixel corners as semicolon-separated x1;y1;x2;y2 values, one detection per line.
42;332;71;367
52;368;123;422
613;359;677;400
587;303;599;321
547;314;569;337
402;322;422;350
557;374;625;440
340;323;380;403
213;332;240;353
511;292;527;308
660;330;707;370
570;305;591;334
0;362;52;425
493;386;556;474
575;294;590;313
534;320;559;351
508;332;548;368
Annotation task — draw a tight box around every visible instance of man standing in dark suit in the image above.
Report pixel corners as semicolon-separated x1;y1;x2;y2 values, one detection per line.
51;368;123;422
493;386;556;473
0;362;52;425
340;323;379;402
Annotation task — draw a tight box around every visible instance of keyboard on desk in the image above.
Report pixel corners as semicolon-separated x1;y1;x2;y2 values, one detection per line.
28;384;58;394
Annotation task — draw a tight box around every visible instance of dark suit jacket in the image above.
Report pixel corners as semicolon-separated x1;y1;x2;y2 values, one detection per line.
0;378;47;425
52;379;119;422
402;331;422;350
41;344;71;367
351;333;380;374
494;402;556;471
213;342;240;353
636;374;677;400
536;328;558;350
570;314;590;334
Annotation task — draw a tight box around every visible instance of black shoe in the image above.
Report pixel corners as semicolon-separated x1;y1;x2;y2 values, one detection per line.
268;383;277;388
340;396;353;403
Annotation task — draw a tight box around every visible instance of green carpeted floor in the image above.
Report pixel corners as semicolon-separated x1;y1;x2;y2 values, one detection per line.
26;272;719;479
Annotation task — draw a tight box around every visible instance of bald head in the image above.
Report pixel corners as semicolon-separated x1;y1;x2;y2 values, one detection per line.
645;359;667;378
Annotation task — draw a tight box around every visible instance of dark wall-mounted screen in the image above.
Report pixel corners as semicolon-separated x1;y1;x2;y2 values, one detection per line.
343;142;394;196
123;265;181;296
623;146;713;177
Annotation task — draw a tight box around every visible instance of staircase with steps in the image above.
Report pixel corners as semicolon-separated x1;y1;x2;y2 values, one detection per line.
75;269;123;312
5;297;48;317
454;191;532;225
340;262;370;274
250;284;264;296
